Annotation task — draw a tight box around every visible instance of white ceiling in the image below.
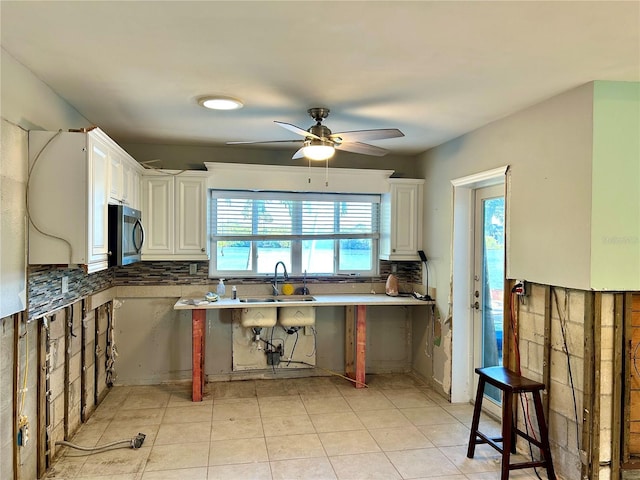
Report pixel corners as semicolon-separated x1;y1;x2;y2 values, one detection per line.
2;1;639;157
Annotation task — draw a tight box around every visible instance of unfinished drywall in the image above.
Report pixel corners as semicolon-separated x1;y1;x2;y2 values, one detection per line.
113;296;414;385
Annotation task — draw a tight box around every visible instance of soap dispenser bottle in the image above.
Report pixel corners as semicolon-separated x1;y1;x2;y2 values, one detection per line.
216;278;226;297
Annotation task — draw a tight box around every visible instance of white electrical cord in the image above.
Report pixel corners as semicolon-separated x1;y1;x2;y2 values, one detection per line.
26;130;75;261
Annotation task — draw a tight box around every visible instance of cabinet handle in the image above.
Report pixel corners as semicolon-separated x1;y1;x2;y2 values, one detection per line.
201;248;205;252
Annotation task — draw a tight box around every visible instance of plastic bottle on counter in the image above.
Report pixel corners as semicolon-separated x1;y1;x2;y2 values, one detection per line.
232;285;237;300
216;278;226;297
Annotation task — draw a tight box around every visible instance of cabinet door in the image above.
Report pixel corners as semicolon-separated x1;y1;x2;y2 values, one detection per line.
87;137;110;266
141;176;174;256
390;183;419;256
109;153;124;203
175;176;207;257
127;168;141;210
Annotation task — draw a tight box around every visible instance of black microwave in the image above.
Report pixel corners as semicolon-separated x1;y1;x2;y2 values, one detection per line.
108;205;144;266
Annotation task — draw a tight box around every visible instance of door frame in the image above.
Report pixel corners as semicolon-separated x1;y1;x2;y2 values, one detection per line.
450;166;508;403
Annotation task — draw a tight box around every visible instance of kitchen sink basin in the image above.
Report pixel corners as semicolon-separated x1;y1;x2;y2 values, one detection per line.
276;295;316;302
238;295;315;303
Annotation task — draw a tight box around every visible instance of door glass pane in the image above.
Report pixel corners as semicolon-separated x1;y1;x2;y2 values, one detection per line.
482;196;505;402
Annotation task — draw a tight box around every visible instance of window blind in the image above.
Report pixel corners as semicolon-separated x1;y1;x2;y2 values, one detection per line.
210;190;380;241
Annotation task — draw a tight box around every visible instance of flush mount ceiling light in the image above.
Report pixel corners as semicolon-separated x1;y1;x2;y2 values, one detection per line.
301;138;335;161
198;96;243;110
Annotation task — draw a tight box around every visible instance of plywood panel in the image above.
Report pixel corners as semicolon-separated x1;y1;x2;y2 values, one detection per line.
632;294;640;312
631;433;640;453
631;393;640;425
631;329;640;390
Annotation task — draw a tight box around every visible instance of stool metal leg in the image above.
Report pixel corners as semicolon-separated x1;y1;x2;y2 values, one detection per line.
532;391;556;480
467;377;486;458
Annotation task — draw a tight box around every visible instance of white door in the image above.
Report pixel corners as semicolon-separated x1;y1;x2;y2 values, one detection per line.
472;184;505;407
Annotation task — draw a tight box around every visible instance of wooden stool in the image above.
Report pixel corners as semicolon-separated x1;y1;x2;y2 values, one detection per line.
467;366;556;480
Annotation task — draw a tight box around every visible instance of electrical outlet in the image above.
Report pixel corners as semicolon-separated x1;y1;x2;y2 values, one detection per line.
61;276;69;294
513;280;526;296
189;264;198;275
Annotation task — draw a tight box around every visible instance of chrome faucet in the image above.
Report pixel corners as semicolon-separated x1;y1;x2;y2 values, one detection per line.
272;261;289;295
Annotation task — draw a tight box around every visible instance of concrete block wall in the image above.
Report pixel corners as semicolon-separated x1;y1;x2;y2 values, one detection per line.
598;294;615;480
83;308;97;418
517;284;585;480
67;303;83;439
48;310;67;460
95;304;110;400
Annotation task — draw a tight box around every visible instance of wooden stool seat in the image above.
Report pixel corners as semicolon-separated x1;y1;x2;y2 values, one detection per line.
467;366;556;480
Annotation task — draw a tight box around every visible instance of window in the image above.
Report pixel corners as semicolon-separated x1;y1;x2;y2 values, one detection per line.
209;190;380;276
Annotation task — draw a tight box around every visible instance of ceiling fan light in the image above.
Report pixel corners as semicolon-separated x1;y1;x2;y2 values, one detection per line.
302;145;335;161
198;96;244;110
302;139;335;161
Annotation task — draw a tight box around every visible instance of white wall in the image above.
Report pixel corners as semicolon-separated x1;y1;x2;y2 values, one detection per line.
1;120;28;317
1;48;91;131
417;83;596;390
0;47;92;480
1;48;92;317
591;81;640;290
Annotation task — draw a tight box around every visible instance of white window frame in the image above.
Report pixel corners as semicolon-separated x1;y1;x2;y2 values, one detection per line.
208;190;380;277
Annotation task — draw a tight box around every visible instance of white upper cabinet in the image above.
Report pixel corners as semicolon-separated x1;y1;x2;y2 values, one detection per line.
28;128;134;273
141;171;208;260
87;136;110;267
175;175;208;256
379;178;424;261
108;146;143;209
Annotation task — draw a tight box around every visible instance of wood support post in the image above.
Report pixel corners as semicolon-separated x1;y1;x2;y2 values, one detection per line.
191;309;206;401
345;305;367;388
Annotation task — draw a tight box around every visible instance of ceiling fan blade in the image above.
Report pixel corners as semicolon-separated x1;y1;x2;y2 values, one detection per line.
226;139;303;145
331;128;404;143
275;121;321;140
292;147;305;160
335;142;388;157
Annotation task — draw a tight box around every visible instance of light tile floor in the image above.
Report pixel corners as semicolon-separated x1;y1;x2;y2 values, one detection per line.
44;374;550;479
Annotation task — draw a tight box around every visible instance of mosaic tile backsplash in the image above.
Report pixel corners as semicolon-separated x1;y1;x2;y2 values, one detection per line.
28;265;114;320
114;260;422;286
28;260;422;319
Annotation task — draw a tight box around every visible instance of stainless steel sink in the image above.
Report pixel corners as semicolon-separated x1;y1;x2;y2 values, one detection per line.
238;295;315;303
276;295;316;302
239;297;277;303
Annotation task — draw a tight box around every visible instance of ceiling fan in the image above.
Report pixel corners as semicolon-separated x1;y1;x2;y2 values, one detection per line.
227;107;404;161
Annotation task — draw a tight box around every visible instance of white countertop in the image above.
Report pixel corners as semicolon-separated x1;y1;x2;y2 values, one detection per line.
174;293;435;310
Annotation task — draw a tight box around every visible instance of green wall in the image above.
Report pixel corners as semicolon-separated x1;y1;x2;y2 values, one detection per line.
591;81;640;290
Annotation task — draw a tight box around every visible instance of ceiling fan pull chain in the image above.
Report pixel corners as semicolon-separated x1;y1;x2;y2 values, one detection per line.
308;157;312;184
325;158;329;187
